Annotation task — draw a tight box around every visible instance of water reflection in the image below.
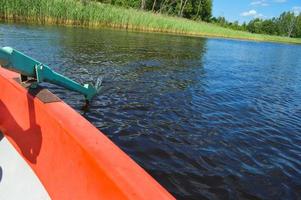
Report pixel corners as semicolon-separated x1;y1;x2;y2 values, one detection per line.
57;28;208;91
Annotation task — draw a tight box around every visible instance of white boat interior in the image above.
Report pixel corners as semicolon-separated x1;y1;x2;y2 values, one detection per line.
0;132;50;200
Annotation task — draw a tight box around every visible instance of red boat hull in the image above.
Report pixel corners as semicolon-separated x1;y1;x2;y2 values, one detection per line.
0;67;174;200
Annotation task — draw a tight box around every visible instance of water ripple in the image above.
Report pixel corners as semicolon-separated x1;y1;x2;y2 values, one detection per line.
1;23;301;200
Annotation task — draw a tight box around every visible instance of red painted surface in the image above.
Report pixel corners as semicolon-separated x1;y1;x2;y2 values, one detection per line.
0;67;175;200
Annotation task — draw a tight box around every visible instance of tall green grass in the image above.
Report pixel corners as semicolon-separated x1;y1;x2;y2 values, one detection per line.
1;0;301;44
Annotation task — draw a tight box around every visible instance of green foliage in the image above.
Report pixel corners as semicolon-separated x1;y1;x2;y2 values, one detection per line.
199;0;212;21
213;11;301;38
106;0;141;9
247;18;264;33
0;0;300;44
211;17;246;31
96;0;212;21
247;12;301;38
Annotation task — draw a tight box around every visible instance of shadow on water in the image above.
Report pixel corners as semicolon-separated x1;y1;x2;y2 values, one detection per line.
0;87;42;164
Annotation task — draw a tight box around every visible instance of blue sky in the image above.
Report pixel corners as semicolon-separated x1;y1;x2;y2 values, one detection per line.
213;0;301;23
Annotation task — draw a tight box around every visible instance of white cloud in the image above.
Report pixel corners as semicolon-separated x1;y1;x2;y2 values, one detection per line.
241;9;257;16
292;6;301;16
250;0;269;7
274;0;287;3
241;10;265;18
256;13;265;18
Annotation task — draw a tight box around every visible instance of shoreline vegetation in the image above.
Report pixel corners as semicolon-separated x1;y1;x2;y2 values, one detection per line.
1;0;301;44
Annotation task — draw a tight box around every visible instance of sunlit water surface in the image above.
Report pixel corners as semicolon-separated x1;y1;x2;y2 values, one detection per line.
1;23;301;199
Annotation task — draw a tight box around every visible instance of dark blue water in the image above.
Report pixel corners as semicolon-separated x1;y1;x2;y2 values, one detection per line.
1;23;301;199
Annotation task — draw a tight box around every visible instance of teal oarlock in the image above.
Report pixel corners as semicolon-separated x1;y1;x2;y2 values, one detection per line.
0;46;101;108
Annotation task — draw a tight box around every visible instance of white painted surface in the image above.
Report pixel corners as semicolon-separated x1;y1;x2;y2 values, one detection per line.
0;133;51;200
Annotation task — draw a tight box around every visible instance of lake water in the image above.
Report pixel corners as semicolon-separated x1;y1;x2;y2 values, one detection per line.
1;23;301;199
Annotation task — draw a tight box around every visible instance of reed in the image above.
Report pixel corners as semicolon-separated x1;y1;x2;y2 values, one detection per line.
1;0;301;44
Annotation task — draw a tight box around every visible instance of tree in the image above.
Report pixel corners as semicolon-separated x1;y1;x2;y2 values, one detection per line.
141;0;146;9
261;19;277;35
152;0;157;11
200;0;212;21
96;0;212;26
278;12;297;37
295;14;301;37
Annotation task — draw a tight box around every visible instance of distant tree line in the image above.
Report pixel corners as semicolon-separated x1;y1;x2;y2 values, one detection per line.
212;12;301;38
88;0;301;38
95;0;213;21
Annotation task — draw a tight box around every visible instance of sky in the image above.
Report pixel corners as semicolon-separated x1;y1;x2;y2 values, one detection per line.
213;0;301;23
